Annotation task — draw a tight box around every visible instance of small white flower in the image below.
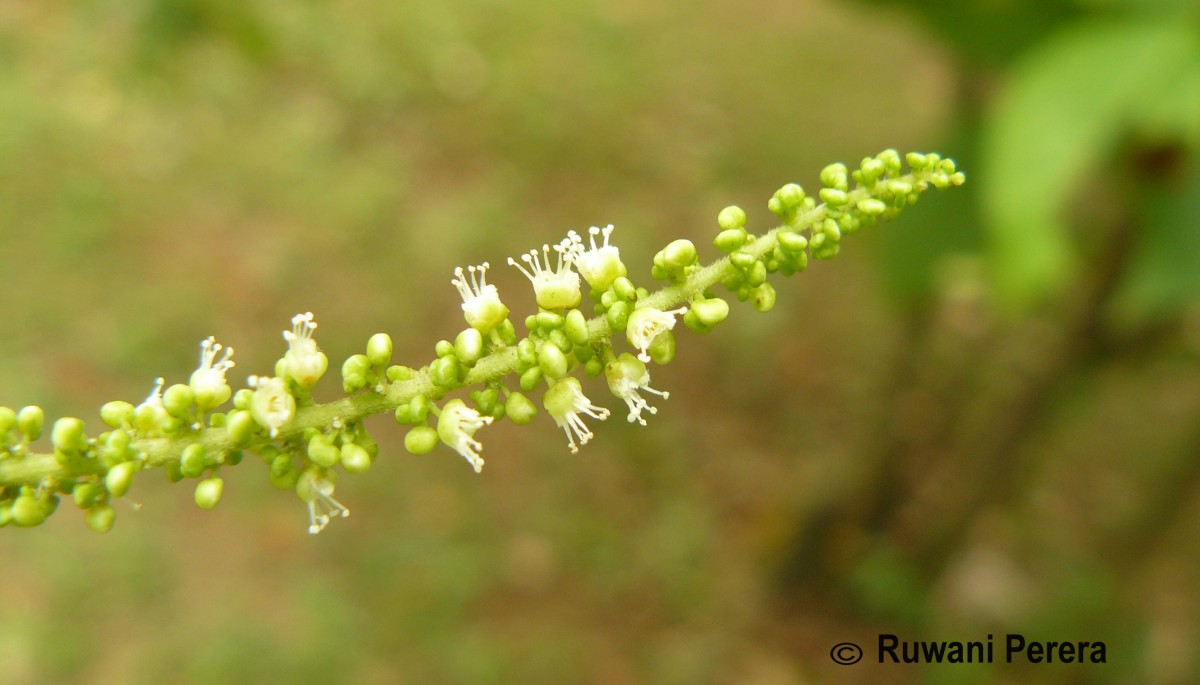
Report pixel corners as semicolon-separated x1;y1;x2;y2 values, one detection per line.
626;306;688;362
297;469;349;535
566;224;624;290
543;377;610;453
508;238;582;310
249;375;296;438
451;262;509;332
189;336;235;409
281;312;328;388
437;399;493;472
135;377;170;433
605;353;669;426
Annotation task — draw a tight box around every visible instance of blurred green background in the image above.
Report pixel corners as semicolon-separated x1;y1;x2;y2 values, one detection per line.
2;0;1199;683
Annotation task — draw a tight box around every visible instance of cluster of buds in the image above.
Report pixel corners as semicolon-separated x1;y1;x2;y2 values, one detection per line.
0;150;963;536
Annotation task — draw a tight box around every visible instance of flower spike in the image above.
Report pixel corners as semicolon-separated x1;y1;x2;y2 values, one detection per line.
452;262;509;333
543;377;610;453
508;238;582;310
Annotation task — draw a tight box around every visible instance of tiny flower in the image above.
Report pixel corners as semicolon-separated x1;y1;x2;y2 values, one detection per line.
134;377;170;434
281;312;328;388
297;469;349;534
452;262;510;333
189;336;235;410
248;375;296;437
626;306;688;363
566;224;625;290
605;353;669;426
508;239;582;310
437;399;493;472
543;377;610;453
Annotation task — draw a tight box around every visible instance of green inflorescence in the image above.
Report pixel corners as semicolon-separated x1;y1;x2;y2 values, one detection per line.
0;150;965;535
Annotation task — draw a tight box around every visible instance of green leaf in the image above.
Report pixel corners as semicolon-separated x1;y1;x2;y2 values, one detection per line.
980;20;1200;310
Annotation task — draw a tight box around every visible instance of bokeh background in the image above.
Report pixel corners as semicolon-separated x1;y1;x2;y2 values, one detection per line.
2;1;1199;683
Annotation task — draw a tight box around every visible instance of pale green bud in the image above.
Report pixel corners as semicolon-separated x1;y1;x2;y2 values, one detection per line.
86;503;116;533
662;239;698;271
818;188;848;206
538;343;569;380
717;205;747;230
455;328;484;366
51;417;86;454
751;282;777;312
367;333;393;367
648;330;676;365
340;443;372;474
106;461;137;498
100;401;135;429
181;443;208;479
714;229;746;253
405;425;438;455
163;384;195;419
564;309;589;345
505;391;537;425
17;406;44;441
308;435;340;469
225;409;256;447
194;477;223;510
692;297;730;327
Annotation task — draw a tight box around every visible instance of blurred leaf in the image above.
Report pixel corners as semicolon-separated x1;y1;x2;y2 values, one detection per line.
980;20;1200;310
859;0;1078;66
1110;163;1200;325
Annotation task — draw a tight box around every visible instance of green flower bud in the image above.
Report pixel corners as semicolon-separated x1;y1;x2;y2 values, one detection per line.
778;183;806;211
730;250;757;270
819;162;848;188
751;282;777;312
430;355;461;388
548;328;572;354
717;205;747;230
662;239;698;271
564;309;589;345
17;406;44;441
648;330;676;365
818;188;848;206
225;409;256;447
405;425;438;455
181;443;208;479
496;318;517;345
342;354;370;393
613;277;637;303
340;443;372;474
606;300;631;332
387;365;412;383
810;232;840;260
585;357;604;377
367;333;393;367
100;401;135;429
505;391;537;425
905;151;928;170
435;339;455;358
455;328;484;366
86;503;115;533
714;229;746;253
777;231;808;254
270;453;294;479
537;342;569;380
536;311;564;330
194;477;223;510
692;297;730;327
858;198;887;217
73;481;103;509
233;388;254;410
162;384;195;419
106;461;138;498
573;343;595;363
519;365;543;392
517;338;537;366
308;435;340;469
0;406;14;435
51;417;86;454
11;488;47;527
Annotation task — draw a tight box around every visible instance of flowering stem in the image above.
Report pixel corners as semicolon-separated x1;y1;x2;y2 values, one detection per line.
0;151;965;533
